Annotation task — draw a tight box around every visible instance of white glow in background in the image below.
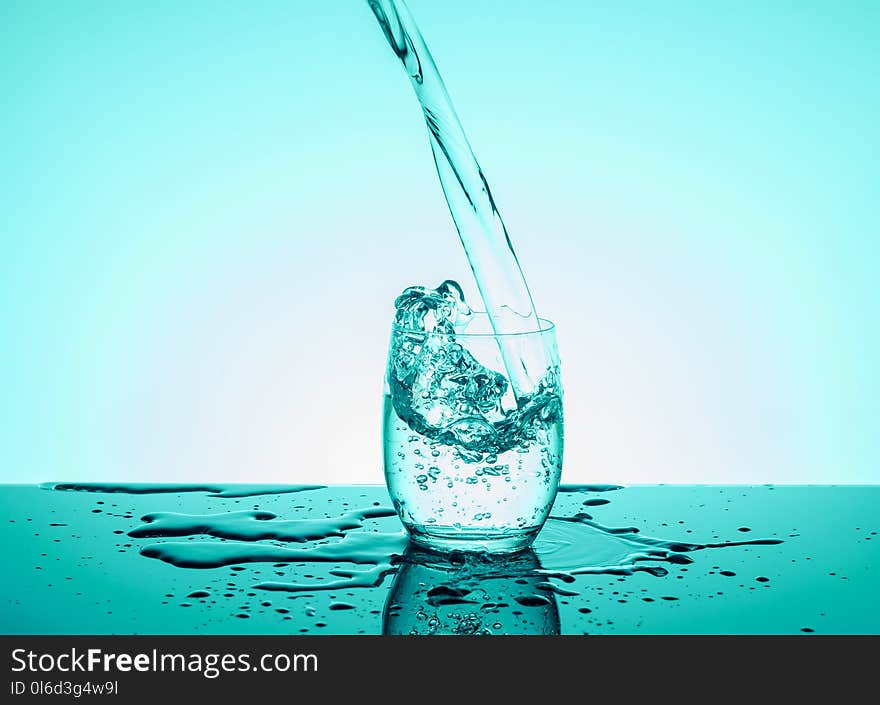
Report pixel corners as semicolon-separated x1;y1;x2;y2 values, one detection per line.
1;1;877;484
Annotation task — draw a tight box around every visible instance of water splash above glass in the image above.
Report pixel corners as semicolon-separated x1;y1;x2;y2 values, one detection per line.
366;0;544;398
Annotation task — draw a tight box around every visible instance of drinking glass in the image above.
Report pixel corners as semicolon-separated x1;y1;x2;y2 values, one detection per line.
383;312;563;553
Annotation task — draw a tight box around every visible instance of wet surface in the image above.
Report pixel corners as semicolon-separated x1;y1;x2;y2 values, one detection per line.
1;484;877;634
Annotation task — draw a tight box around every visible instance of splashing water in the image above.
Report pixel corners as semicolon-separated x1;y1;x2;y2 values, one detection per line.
367;1;565;547
367;0;545;398
385;283;562;549
389;282;562;463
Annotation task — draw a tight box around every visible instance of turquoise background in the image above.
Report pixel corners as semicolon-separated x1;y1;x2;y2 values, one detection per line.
1;1;877;484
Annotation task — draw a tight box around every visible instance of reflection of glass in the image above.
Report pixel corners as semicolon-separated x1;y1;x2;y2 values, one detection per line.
383;313;564;553
382;544;560;635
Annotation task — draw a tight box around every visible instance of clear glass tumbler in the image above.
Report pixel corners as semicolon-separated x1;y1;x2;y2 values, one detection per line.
383;313;563;553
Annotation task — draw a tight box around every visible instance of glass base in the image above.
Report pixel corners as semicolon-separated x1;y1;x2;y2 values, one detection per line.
406;524;540;554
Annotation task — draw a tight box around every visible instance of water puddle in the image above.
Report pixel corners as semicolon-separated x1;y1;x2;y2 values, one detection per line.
44;483;786;634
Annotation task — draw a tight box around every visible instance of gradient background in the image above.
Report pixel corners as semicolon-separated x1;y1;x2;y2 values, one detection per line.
1;0;877;485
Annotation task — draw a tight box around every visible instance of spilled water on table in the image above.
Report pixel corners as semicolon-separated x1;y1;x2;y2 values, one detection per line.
44;483;785;635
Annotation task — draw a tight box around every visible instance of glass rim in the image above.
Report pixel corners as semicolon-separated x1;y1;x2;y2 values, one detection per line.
391;314;556;339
